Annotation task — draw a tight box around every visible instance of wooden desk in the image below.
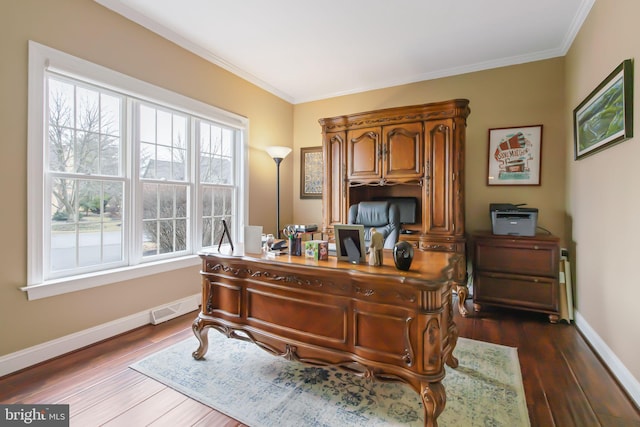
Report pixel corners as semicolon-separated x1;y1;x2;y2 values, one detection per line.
193;247;462;427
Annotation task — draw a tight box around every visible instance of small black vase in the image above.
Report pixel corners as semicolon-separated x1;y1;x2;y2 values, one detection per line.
393;241;414;271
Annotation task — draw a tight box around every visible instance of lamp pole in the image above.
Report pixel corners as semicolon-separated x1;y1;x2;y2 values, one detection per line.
273;156;283;239
265;146;292;239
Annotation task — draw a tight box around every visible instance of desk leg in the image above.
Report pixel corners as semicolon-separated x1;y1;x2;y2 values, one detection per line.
420;380;446;427
191;316;209;360
456;283;469;317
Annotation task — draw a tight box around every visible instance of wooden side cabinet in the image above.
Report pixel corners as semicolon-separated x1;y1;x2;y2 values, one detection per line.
471;231;560;323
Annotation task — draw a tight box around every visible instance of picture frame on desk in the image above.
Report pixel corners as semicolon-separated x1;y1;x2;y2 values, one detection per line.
333;224;366;264
574;59;633;160
487;125;543;186
300;146;323;199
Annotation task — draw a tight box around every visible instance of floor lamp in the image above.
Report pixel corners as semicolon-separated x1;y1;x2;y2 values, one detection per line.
265;146;292;239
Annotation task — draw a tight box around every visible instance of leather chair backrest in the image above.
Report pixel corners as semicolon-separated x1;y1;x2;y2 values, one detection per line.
348;201;400;249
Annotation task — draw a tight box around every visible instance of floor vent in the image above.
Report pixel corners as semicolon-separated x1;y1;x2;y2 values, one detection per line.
151;302;183;325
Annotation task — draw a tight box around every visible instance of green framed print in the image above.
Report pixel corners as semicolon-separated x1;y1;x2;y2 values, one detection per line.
574;59;634;160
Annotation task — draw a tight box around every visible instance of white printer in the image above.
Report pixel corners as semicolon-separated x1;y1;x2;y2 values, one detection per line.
490;203;538;236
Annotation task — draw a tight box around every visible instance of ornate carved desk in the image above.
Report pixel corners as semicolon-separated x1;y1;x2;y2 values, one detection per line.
193;247;462;427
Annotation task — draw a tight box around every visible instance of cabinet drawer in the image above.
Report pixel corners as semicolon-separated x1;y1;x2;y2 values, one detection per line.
474;272;558;311
475;240;558;277
419;241;457;252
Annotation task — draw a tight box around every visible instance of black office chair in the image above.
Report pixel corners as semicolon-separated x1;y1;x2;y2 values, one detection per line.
348;201;400;249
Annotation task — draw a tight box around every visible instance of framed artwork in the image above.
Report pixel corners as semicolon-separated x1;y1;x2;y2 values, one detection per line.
574;59;634;160
333;224;366;264
487;125;543;186
300;146;323;199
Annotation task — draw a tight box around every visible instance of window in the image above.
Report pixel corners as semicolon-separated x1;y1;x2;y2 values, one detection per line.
26;41;248;300
46;76;127;276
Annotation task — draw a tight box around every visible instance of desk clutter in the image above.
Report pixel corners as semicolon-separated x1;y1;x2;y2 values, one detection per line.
304;240;329;260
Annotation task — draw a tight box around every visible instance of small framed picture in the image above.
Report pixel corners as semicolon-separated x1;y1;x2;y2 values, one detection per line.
487;125;543;186
333;224;366;264
300;146;323;199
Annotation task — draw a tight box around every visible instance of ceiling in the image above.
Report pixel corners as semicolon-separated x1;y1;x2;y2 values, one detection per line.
96;0;594;104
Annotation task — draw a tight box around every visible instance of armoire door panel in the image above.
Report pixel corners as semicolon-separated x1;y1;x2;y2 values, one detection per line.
324;132;346;227
347;127;380;180
383;122;423;179
425;120;452;234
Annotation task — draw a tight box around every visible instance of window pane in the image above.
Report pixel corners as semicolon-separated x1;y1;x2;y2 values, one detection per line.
158;185;174;218
223;189;232;216
101;135;120;176
51;221;76;271
48;78;74;128
202;188;212;217
142;183;157;219
49;178;125;272
176;186;187;217
213;190;225;216
175;219;187;251
156;145;172;180
140;142;156;178
101;93;121;136
78;222;102;267
51;178;77;222
103;182;123;263
139;104;189;183
198;121;234;185
48;127;74;172
139;105;156;143
143;221;157;256
174;115;186;149
221;128;233;156
75;130;100;174
173;148;187;180
200;122;210;151
157;110;171;147
202;186;233;248
159;220;174;254
48;77;123;178
211;126;222;155
142;183;189;257
76;86;100;132
104;181;123;220
202;217;212;247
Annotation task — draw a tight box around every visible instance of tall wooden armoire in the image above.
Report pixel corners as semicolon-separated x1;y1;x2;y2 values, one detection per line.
319;99;471;315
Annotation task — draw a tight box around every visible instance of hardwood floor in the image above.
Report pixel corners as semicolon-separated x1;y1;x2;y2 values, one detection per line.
1;298;639;426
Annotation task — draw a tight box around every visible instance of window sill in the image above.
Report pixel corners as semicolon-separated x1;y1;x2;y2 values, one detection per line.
21;255;201;300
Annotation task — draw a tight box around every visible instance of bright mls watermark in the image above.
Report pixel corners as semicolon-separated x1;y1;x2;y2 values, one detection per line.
0;405;69;426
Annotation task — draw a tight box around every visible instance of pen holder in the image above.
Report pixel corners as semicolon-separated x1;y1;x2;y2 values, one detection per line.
289;237;302;256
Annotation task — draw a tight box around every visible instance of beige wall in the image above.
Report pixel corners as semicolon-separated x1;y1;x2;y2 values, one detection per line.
566;0;640;383
0;0;292;355
293;59;567;240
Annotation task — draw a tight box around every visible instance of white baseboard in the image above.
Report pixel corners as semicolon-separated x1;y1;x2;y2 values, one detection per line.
575;309;640;408
0;293;200;377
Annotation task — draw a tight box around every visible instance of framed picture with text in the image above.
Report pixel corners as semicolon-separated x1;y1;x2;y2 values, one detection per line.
487;125;543;186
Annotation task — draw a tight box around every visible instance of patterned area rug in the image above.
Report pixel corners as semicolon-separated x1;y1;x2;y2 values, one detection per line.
131;332;530;426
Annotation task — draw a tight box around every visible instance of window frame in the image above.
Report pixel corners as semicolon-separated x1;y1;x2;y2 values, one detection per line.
25;41;249;300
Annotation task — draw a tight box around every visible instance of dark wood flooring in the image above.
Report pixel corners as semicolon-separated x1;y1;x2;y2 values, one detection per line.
1;298;639;426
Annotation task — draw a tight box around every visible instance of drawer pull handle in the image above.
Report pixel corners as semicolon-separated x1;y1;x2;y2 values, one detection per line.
533;245;539;250
533;279;539;283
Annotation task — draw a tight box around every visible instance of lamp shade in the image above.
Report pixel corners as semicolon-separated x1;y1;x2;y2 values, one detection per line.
265;146;292;160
